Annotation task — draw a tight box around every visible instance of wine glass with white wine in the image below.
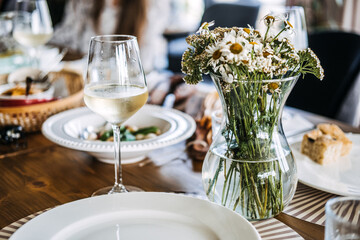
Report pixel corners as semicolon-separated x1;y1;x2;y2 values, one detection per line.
84;35;148;196
12;0;53;67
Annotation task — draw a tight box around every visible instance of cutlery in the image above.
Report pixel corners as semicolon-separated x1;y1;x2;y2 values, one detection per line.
38;47;68;83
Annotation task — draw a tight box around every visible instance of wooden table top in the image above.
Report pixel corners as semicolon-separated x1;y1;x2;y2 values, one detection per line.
0;107;358;240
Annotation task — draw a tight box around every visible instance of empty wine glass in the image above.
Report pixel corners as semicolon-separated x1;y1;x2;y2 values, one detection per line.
269;6;308;50
84;35;148;196
325;197;360;240
12;0;53;67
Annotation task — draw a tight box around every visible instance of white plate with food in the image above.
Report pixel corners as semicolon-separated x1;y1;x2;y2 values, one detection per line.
42;105;196;164
0;82;55;107
291;128;360;196
9;192;261;240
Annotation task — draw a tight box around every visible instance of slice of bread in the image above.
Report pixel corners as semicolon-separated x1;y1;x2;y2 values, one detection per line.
317;123;352;156
301;129;343;165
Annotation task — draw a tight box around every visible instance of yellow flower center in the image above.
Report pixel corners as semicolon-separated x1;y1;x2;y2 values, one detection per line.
268;82;279;90
201;22;209;28
243;28;250;34
249;42;258;45
286;20;294;28
265;16;275;25
230;43;243;54
263;51;271;57
212;49;221;60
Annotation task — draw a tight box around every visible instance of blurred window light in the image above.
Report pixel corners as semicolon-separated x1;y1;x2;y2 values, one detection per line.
166;0;205;32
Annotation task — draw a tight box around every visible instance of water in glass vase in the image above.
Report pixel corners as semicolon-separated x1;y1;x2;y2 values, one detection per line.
202;144;297;220
84;84;148;125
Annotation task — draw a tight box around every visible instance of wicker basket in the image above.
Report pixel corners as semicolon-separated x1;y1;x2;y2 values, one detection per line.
0;69;84;132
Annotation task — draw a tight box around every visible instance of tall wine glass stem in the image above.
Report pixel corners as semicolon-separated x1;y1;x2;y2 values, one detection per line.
110;124;127;193
28;46;39;68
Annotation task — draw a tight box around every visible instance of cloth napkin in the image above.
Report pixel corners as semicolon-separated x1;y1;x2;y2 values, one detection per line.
282;110;315;139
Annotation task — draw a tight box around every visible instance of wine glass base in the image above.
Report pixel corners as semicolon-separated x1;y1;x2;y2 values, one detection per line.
91;185;143;196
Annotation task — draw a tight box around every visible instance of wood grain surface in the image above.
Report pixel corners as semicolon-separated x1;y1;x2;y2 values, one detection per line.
0;107;359;240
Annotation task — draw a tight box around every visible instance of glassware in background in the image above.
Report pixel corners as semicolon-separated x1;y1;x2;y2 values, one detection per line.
269;6;308;50
84;35;148;196
0;12;16;52
12;0;53;67
325;197;360;240
0;12;24;76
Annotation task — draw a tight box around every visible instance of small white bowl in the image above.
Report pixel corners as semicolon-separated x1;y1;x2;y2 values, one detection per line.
42;105;197;164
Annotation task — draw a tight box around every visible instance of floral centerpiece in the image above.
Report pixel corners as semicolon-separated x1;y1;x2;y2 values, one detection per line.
182;15;324;220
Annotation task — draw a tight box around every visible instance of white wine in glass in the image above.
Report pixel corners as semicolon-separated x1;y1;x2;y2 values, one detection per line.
84;35;148;196
84;84;148;125
13;0;53;66
13;31;53;48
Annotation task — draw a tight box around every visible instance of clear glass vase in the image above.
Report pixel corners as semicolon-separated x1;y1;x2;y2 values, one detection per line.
202;74;299;220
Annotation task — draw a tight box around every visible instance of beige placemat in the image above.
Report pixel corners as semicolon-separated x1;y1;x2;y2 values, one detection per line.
284;182;337;226
0;208;303;240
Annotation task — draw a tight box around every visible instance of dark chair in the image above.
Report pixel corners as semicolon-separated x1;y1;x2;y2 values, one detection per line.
201;1;260;29
286;31;360;121
166;1;261;73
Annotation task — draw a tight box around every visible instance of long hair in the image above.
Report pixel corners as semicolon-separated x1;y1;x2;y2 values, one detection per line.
92;0;148;43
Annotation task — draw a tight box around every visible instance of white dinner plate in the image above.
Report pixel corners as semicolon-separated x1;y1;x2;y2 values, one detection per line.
41;105;196;164
291;133;360;196
10;192;261;240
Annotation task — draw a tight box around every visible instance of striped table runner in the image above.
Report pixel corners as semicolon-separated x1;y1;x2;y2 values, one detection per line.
0;209;48;240
0;209;304;240
252;218;303;240
284;182;337;226
331;199;360;226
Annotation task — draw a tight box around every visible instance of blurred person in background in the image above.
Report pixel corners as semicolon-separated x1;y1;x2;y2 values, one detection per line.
50;0;171;73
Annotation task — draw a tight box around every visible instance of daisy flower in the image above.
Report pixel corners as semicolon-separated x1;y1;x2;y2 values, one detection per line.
181;16;324;86
262;14;276;27
196;20;215;35
248;40;263;54
262;82;282;94
205;42;223;69
221;31;251;64
219;64;235;84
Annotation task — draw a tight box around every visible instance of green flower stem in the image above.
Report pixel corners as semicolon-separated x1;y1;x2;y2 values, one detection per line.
231;165;240;201
246;164;265;216
205;76;297;219
222;163;234;204
264;25;271;41
206;159;223;196
270;28;286;45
